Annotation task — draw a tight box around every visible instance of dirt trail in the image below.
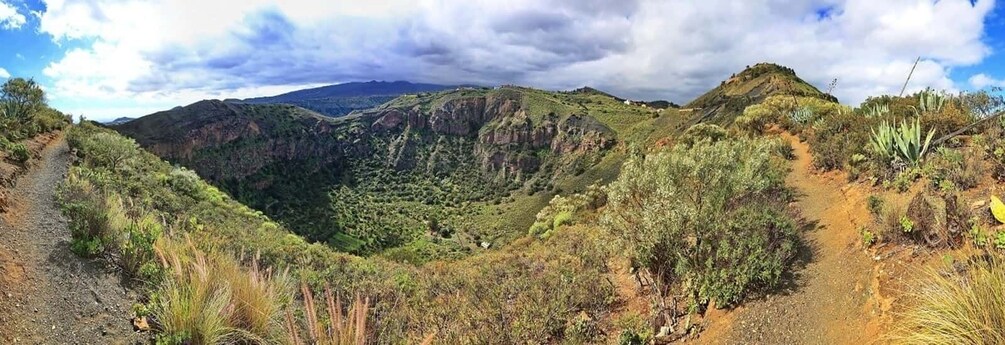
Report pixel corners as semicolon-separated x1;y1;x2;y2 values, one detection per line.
0;134;140;344
697;133;882;344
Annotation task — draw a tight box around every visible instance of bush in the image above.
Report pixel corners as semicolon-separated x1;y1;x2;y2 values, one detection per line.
679;123;727;147
60;173;113;257
603;138;798;310
79;132;139;171
893;255;1005;344
926;146;986;191
867;195;884;216
7;142;29;163
807;108;873;171
552;211;573;229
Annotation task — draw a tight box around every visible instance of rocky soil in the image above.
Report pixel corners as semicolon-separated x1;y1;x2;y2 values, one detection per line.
0;133;142;344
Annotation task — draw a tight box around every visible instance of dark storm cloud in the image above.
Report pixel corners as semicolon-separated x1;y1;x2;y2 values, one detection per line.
125;0;645;99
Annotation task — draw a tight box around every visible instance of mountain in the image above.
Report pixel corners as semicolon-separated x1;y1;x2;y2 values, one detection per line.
104;117;135;125
681;62;837;127
239;80;462;117
113;86;683;254
111;63;821;256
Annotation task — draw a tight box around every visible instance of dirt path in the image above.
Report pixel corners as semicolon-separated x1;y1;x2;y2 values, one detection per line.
697;133;881;344
0;134;140;344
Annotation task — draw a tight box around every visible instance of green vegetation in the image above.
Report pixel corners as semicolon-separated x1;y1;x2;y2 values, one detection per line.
603;138;799;312
53;63;1005;343
0;77;70;160
61;121;620;343
868;118;935;166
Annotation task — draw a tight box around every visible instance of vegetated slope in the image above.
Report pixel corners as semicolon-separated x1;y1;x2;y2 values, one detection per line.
682;62;837;127
240;80;461;117
113;86;687;256
63;122;622;343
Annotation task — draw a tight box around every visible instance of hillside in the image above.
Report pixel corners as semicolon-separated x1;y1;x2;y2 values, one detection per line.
3;64;1003;345
240;80;461;117
113;86;687;255
682;62;837;126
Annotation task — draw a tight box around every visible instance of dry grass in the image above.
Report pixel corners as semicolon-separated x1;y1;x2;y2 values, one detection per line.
892;255;1005;344
152;239;292;344
284;283;371;345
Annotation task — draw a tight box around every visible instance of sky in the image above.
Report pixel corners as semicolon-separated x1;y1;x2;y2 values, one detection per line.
0;0;1004;122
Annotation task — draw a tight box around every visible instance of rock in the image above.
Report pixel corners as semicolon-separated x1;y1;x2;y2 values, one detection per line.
133;316;150;332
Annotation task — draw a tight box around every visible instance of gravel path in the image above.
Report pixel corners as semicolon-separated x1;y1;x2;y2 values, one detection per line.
0;135;142;344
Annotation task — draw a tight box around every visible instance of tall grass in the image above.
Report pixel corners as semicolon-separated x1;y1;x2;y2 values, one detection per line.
893;255;1005;344
152;239;292;344
284;284;371;345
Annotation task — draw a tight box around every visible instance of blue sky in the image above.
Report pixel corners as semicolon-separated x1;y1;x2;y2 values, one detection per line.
1;0;1004;122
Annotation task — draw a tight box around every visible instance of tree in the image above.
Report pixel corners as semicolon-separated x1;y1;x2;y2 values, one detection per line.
1;78;46;121
83;132;139;171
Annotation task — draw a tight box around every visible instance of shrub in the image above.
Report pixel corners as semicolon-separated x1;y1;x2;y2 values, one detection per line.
878;202;908;243
806;107;872;171
926;146;986;190
603;138;798;310
7;142;29;163
60;173;113;257
552;211;573;229
892;255;1005;344
679;123;727;147
80;132;139;171
860;227;876;247
867;195;884;216
527;184;606;238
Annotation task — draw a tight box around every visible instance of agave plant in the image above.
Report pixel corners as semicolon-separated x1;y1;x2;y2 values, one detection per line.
788;106;815;125
869;118;935;165
918;88;947;114
864;103;889;118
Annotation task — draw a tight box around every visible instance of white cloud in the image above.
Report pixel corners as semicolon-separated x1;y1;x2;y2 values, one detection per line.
0;67;10;79
37;0;997;120
969;73;1005;89
0;0;26;29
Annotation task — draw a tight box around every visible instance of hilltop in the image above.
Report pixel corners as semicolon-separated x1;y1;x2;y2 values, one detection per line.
682;62;837;126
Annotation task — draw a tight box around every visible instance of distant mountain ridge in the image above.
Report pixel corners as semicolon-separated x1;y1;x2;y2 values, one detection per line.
239;80;463;117
104;117;135;125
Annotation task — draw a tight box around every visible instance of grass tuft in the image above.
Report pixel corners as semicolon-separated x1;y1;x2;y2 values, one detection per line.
892;255;1005;345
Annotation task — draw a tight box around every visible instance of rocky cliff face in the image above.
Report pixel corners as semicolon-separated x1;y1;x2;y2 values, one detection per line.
117;89;615;189
368;92;613;181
